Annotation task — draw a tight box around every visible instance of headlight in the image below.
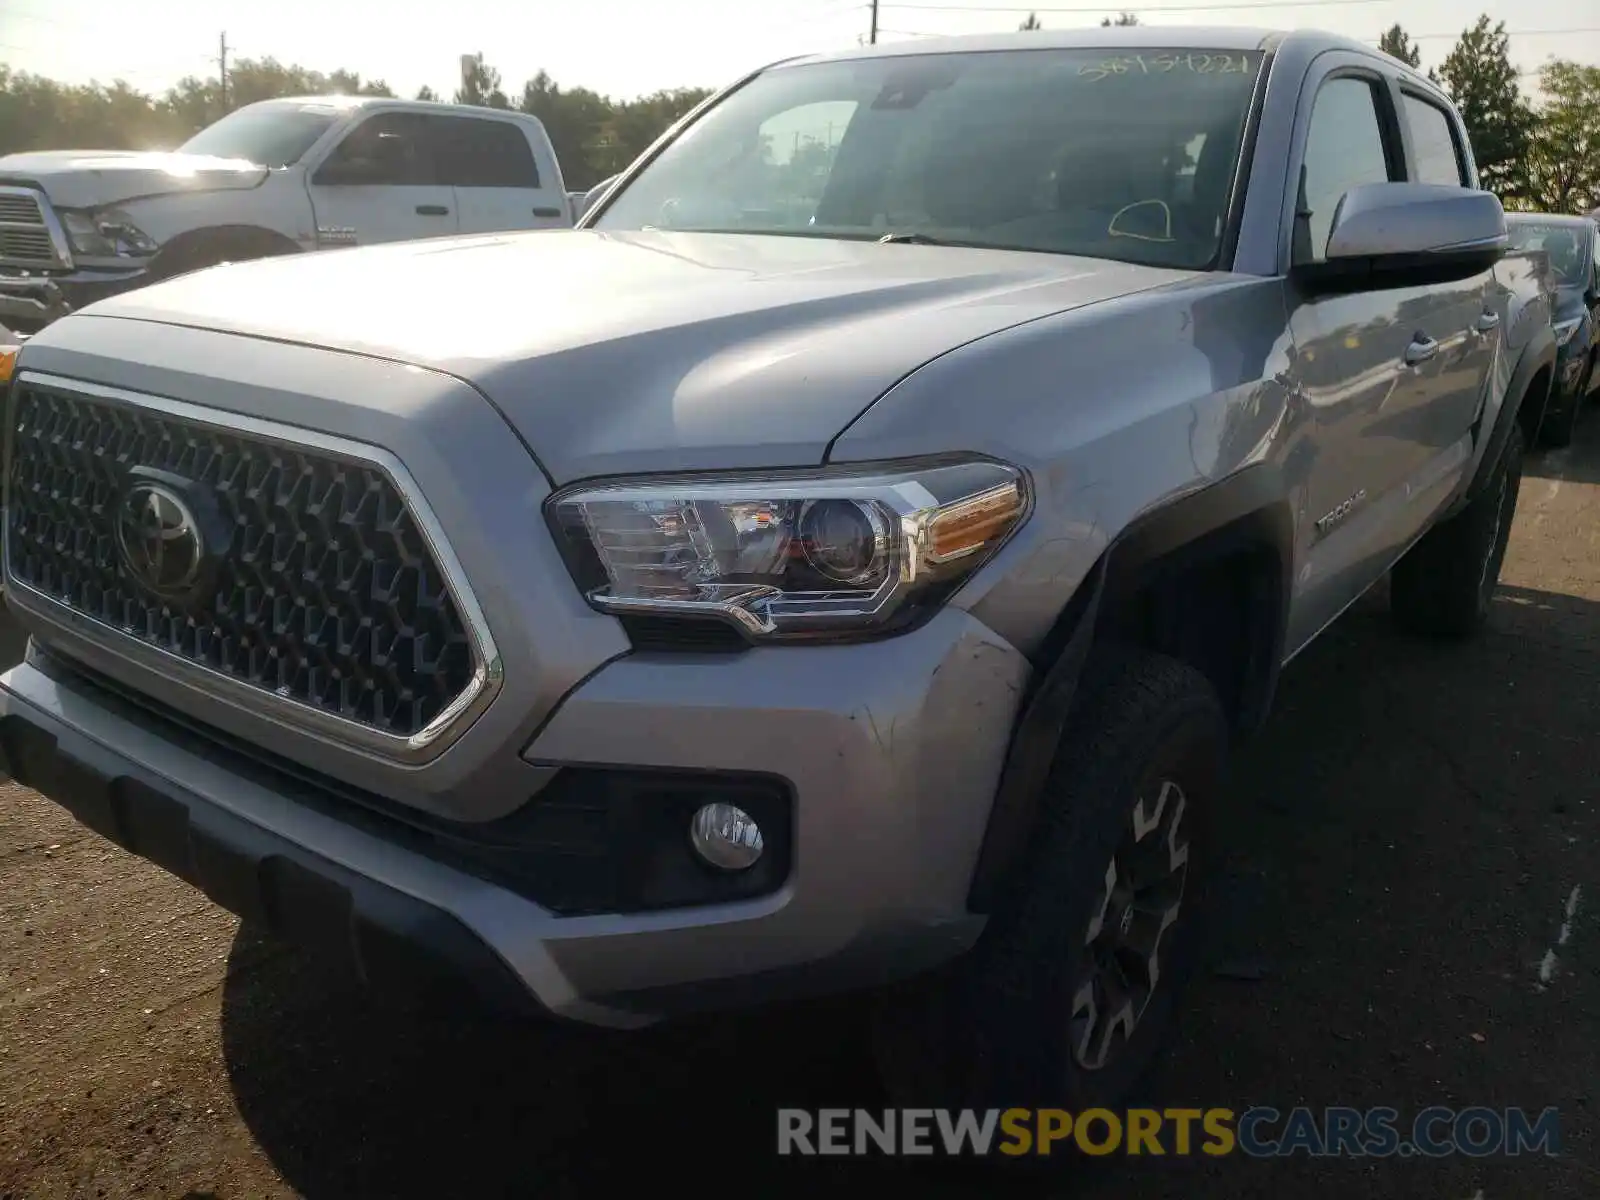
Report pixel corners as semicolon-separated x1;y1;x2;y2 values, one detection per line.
548;459;1029;642
60;208;159;258
1553;317;1582;348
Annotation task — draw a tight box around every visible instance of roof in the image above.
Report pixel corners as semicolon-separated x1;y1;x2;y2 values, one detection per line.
780;25;1373;66
238;95;538;121
247;94;377;111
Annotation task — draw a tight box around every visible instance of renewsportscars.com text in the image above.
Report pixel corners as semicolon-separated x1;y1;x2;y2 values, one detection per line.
776;1106;1561;1158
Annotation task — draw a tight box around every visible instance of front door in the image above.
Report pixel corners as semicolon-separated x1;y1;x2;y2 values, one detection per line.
305;110;458;248
1283;72;1415;654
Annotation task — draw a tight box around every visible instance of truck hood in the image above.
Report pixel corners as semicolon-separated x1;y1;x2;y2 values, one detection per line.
80;228;1197;482
0;150;268;208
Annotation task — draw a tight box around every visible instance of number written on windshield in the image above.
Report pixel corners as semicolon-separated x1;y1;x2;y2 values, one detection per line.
1079;53;1253;81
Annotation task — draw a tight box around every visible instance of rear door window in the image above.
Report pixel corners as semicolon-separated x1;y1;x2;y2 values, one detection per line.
1401;93;1467;187
431;117;542;189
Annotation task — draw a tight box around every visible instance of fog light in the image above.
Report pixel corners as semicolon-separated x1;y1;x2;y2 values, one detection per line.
689;803;764;870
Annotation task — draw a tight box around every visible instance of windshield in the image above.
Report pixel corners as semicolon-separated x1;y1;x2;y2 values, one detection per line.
178;103;340;168
1507;220;1592;287
593;47;1264;269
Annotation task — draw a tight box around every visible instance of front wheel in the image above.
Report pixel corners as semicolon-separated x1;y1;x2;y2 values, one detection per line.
1391;422;1522;638
1542;395;1580;448
873;648;1226;1113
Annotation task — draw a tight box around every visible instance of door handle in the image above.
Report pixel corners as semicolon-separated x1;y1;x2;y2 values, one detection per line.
531;206;563;218
415;204;449;216
1474;311;1500;333
1404;335;1439;366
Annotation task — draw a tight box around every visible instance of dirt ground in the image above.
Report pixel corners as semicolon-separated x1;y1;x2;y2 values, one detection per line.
3;423;1599;1199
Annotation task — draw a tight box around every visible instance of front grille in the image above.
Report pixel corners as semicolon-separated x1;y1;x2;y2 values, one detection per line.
0;228;55;262
0;189;62;268
5;381;480;740
0;193;44;224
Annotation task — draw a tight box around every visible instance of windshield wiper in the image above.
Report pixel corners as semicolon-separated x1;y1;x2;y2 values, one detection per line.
877;232;947;245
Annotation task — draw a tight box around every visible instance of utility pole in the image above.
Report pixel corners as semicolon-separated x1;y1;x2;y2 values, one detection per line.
218;32;230;114
869;0;878;44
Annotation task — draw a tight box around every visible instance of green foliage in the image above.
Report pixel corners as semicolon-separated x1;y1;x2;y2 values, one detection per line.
1377;23;1421;68
1100;13;1139;25
1436;16;1537;201
0;55;711;190
1524;60;1600;214
453;53;509;110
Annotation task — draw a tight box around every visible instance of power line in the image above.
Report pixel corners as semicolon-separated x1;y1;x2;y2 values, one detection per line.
881;0;1388;10
1405;27;1600;40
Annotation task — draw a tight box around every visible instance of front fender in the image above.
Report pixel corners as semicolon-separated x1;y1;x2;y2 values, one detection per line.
116;176;308;252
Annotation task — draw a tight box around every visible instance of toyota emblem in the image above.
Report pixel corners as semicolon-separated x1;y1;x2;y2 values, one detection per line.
115;481;205;598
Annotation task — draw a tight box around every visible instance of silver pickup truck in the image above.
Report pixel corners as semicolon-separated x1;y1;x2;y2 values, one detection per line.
0;27;1556;1113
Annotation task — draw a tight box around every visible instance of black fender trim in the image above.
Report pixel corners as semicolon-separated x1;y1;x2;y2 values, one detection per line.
966;465;1294;913
966;555;1105;914
1097;463;1293;738
1462;328;1555;505
147;225;301;281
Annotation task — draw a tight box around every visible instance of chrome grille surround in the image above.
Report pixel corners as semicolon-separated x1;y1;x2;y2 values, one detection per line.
3;371;503;764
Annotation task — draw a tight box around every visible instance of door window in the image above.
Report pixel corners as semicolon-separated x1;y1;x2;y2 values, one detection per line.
313;112;435;186
1401;93;1467;187
1295;76;1395;263
431;117;542;188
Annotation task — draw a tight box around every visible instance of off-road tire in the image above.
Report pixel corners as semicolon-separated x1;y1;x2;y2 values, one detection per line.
1390;422;1523;638
872;648;1226;1118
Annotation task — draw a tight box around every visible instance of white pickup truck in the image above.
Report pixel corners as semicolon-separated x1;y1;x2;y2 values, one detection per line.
0;96;572;333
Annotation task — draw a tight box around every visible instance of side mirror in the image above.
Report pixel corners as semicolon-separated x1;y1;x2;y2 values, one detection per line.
1294;182;1507;294
580;175;620;219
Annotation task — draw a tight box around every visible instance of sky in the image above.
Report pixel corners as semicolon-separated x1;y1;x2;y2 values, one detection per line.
0;0;1596;104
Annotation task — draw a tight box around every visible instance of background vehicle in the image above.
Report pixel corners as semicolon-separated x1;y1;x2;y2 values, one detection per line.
0;28;1556;1118
575;174;619;219
1506;212;1600;447
0;96;571;333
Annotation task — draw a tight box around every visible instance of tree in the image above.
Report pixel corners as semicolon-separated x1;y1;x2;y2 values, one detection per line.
1524;60;1600;213
590;86;714;178
1100;12;1139;25
0;59;714;188
415;85;437;102
1377;23;1421;68
1436;16;1536;201
453;52;509;109
1018;12;1042;30
519;69;615;189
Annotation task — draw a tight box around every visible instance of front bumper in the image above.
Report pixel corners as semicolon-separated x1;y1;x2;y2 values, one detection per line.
0;267;148;332
2;604;1028;1024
